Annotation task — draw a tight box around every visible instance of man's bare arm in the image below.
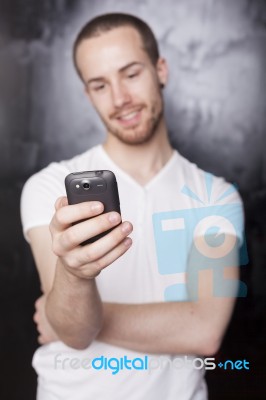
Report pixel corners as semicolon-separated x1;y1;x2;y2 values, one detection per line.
32;224;239;356
97;236;239;356
28;197;133;349
98;291;237;356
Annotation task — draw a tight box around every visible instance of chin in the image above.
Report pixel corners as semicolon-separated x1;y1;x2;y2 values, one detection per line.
117;131;156;146
111;123;158;146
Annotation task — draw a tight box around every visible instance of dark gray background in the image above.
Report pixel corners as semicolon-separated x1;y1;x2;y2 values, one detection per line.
0;0;265;399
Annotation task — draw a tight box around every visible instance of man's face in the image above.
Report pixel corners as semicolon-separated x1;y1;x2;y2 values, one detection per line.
75;26;167;145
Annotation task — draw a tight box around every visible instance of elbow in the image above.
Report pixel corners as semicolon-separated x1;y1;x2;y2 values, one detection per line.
167;328;222;356
59;322;103;350
201;339;221;357
45;296;104;351
62;338;93;351
199;331;223;357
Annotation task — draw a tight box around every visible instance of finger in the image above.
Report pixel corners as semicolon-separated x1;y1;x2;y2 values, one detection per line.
59;211;123;251
68;236;133;279
35;294;45;307
94;236;132;271
68;221;133;267
54;196;68;211
51;201;104;232
34;297;41;309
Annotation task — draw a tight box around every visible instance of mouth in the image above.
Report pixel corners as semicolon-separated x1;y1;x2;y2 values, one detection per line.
115;108;142;127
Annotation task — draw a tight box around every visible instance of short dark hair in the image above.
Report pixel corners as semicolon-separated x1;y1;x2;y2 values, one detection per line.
73;13;160;80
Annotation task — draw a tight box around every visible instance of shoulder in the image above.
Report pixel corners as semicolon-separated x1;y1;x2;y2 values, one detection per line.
175;150;242;206
22;145;100;195
20;145;100;240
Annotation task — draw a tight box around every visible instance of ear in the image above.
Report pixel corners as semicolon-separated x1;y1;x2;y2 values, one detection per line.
156;57;168;88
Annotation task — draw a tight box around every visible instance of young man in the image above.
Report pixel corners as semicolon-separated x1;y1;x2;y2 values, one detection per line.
21;13;243;400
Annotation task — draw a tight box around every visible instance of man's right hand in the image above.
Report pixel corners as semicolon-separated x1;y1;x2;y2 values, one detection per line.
49;196;133;280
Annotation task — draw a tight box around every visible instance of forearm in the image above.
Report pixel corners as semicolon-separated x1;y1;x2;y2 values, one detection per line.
46;259;103;349
98;239;239;355
97;297;235;356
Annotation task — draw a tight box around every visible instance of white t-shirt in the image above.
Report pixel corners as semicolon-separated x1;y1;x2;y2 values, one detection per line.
21;145;244;400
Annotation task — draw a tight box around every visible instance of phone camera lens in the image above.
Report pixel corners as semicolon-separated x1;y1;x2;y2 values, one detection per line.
83;182;90;190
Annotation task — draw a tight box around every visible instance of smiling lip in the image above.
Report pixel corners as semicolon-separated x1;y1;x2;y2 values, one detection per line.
116;109;142;126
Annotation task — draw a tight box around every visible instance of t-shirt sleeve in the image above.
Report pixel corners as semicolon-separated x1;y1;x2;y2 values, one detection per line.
20;163;67;242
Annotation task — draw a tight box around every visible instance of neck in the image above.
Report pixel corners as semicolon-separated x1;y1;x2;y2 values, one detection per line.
102;119;173;186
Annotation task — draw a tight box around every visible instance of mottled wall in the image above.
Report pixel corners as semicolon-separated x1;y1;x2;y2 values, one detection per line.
0;1;265;399
2;0;266;190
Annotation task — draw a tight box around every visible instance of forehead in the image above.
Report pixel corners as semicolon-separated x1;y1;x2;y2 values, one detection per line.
76;26;149;79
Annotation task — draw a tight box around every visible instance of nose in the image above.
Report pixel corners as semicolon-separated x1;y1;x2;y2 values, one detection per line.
111;81;131;109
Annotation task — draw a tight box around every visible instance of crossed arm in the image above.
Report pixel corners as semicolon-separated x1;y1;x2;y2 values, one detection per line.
30;197;239;355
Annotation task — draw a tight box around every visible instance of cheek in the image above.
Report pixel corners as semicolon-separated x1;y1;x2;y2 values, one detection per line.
149;84;163;110
91;95;112;117
128;73;157;98
143;76;161;100
131;85;157;108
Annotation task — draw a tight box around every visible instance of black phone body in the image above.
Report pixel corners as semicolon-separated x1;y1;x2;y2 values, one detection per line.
65;170;121;244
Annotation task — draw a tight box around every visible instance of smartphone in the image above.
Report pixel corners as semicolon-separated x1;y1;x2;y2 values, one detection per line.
65;170;121;244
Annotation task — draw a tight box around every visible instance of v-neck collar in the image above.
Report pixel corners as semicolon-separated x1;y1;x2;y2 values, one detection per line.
98;144;178;192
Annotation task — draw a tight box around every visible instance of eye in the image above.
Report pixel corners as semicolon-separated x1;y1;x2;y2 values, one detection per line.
88;82;106;93
128;73;137;78
127;70;140;79
93;84;105;92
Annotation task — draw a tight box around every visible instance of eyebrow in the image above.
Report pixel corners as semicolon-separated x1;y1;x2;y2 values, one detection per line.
86;62;144;85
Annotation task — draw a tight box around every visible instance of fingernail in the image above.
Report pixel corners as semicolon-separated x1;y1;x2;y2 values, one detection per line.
121;222;132;233
124;237;132;247
108;212;120;223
